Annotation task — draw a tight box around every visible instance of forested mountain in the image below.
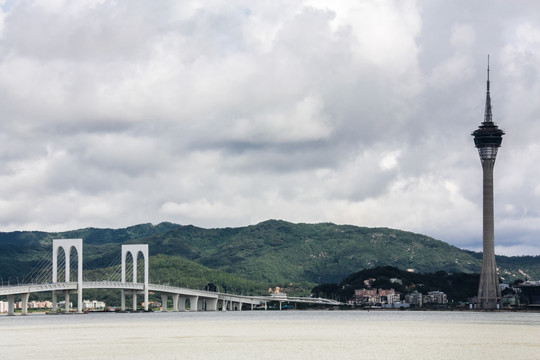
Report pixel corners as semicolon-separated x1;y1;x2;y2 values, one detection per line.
1;220;539;296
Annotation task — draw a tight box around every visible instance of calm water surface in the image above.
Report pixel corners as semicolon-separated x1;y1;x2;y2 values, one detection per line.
1;310;539;359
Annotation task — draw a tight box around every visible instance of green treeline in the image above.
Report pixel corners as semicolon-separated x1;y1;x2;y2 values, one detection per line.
312;266;481;302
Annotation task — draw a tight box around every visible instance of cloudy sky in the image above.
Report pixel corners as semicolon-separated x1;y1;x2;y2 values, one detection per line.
1;0;540;256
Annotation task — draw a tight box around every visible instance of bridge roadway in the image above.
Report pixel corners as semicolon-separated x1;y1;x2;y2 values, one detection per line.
0;281;344;315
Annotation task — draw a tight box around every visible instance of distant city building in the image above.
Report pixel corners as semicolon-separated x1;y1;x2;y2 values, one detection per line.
354;288;378;304
405;291;422;307
379;289;399;304
364;278;376;288
353;288;450;307
82;300;106;310
0;301;8;313
424;291;448;305
57;301;73;308
502;294;520;307
515;281;540;307
386;293;401;305
383;302;410;309
353;288;399;305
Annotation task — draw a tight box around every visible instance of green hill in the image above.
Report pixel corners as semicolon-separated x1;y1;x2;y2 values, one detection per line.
132;220;540;284
1;220;539;295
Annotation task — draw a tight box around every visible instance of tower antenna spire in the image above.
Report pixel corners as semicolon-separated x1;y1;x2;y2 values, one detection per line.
484;54;493;123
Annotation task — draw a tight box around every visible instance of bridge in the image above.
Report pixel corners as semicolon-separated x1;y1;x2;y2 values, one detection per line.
0;239;343;315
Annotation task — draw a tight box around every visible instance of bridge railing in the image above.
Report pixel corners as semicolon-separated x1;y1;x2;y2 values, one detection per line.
0;282;78;296
149;284;220;298
83;281;144;290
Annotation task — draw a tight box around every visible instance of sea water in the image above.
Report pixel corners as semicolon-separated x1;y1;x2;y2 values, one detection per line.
1;310;539;359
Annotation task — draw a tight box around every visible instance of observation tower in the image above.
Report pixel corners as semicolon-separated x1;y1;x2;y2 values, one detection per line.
472;57;504;310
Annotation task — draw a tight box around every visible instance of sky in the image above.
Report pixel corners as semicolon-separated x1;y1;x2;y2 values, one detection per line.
1;0;540;256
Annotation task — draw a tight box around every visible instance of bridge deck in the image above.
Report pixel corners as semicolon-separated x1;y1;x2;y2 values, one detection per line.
0;282;343;307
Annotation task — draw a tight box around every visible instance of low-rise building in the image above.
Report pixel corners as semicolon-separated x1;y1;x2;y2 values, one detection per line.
386;292;401;305
353;288;399;305
82;300;106;310
502;294;520;307
28;301;53;309
405;291;422;307
424;291;447;304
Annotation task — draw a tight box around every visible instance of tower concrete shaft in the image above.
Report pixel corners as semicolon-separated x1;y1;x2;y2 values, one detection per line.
472;56;504;310
477;159;501;309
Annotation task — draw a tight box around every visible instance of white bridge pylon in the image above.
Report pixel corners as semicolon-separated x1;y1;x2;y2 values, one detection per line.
52;239;83;313
121;244;149;311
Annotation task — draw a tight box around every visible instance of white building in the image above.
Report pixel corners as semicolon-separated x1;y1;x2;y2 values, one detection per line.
405;291;422;307
82;300;106;310
386;293;401;305
424;291;447;304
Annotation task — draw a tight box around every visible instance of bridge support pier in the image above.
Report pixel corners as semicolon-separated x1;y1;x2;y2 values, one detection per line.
65;291;70;313
178;296;186;311
188;296;199;311
161;294;168;311
206;298;218;311
144;288;148;312
52;291;57;312
172;294;179;311
21;293;30;315
120;290;138;311
7;295;15;316
198;297;204;311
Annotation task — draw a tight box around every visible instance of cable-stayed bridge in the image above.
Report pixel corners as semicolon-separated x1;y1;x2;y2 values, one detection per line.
0;239;343;315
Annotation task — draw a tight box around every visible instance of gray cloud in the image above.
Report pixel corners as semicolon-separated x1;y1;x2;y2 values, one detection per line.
0;0;539;255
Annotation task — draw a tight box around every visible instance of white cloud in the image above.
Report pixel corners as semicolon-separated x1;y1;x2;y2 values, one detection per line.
0;0;539;256
226;94;333;143
379;151;401;171
450;23;476;49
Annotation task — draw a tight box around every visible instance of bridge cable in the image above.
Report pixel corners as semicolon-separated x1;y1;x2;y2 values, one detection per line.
20;249;52;284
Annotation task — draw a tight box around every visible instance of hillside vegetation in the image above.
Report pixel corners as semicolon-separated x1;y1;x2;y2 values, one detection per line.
312;266;481;302
1;220;539;296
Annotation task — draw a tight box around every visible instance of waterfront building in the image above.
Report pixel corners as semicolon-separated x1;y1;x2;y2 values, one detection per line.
515;281;540;308
405;291;422;307
424;291;448;305
386;292;401;305
354;288;378;304
353;288;399;305
82;300;106;310
501;294;520;307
